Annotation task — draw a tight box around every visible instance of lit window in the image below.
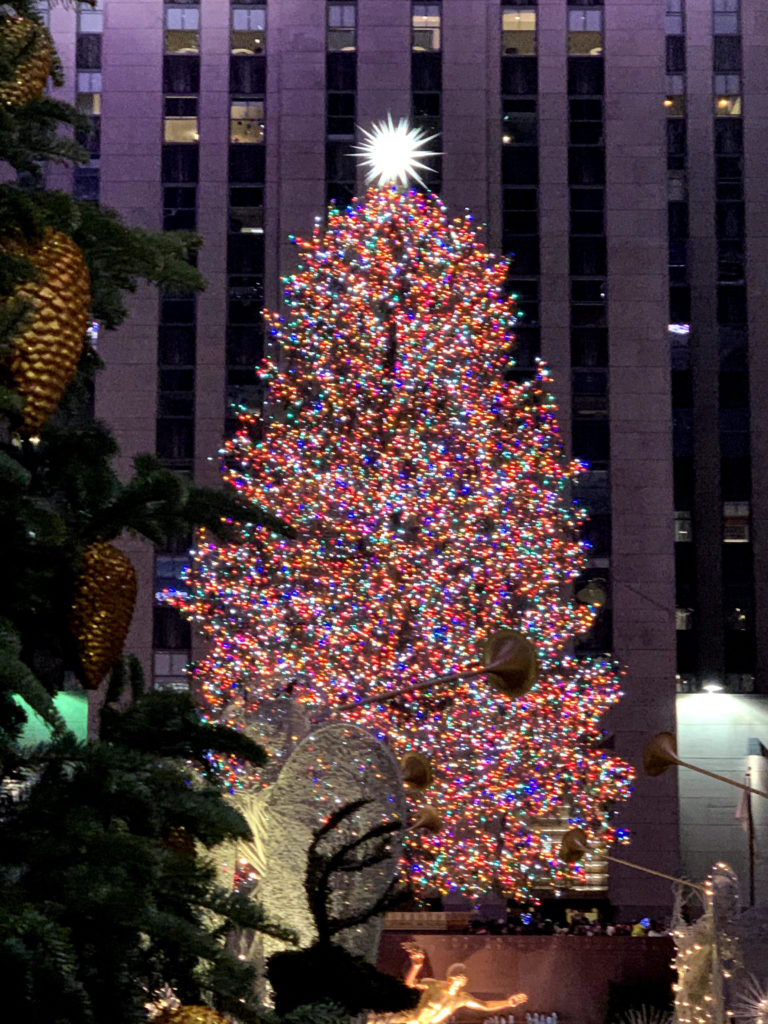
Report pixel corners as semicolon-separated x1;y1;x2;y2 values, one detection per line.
715;95;742;115
165;6;200;54
164;97;198;143
664;95;686;115
232;6;266;54
327;3;356;51
412;3;441;52
502;8;536;55
674;510;692;542
78;0;103;34
76;91;101;116
676;608;694;630
568;9;603;56
230;99;265;143
724;501;749;542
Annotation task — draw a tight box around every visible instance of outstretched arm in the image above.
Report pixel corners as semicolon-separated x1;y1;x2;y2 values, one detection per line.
464;993;528;1013
404;946;426;988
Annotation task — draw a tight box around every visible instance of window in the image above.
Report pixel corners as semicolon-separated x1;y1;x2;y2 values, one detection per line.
714;73;740;95
665;35;685;73
569;97;603;143
712;0;739;35
569;148;605;186
676;608;694;630
413;3;441;51
163;54;200;93
76;33;101;70
570;187;604;234
502;8;536;55
158;324;196;365
570;237;606;275
153;605;191;650
724;501;749;542
328;91;355;137
715;95;741;116
77;0;103;34
503;98;537;145
229;143;265;183
162;144;199;182
74;166;99;201
568;9;602;56
230;99;264;143
667;119;686;168
328;3;356;51
567;57;604;95
671;368;692;405
165;6;200;53
229;186;264;233
232;5;266;54
163;186;197;231
675;511;693;542
713;35;741;72
76;90;101;116
664;95;686;116
164;97;198;143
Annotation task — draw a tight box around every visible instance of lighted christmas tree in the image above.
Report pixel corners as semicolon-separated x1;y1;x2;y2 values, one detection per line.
169;122;633;901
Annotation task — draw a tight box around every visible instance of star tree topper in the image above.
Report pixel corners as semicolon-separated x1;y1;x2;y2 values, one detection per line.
353;114;441;189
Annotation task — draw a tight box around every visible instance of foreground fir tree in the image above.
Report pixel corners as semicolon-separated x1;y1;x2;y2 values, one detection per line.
170;185;634;901
0;5;290;1021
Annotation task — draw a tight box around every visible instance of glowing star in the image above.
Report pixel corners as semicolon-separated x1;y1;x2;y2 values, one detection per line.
354;115;440;189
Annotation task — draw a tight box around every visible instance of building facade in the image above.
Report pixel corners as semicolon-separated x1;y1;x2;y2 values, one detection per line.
42;0;768;915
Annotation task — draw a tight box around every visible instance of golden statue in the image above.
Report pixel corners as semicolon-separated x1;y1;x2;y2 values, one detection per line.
393;944;528;1024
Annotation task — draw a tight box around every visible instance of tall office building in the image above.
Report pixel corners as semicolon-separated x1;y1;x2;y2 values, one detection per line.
43;0;766;915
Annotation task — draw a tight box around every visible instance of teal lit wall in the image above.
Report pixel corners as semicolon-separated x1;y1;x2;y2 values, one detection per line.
13;691;89;746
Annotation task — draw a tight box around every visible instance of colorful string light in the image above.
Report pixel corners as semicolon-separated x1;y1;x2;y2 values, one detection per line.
167;186;633;900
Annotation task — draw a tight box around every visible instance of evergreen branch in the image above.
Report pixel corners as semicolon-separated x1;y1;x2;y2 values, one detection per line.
99;691;268;769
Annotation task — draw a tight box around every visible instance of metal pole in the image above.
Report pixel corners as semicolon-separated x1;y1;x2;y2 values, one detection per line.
603;853;706;893
747;767;756;908
678;758;768;801
345;661;486;708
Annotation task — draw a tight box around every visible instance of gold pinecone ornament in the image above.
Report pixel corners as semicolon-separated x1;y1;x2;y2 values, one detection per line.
0;15;55;107
70;543;138;690
4;229;91;431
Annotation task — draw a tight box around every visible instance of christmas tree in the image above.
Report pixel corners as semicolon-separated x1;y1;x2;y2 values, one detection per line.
170;128;633;901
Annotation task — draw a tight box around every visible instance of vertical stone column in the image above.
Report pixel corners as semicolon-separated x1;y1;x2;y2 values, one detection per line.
537;0;571;428
442;0;497;227
46;4;76;192
357;0;411;142
603;0;679;916
265;1;326;313
742;1;768;693
97;0;165;681
687;2;723;682
196;0;230;487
